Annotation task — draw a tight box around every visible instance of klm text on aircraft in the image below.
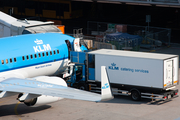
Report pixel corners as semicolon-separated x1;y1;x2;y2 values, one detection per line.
33;39;51;53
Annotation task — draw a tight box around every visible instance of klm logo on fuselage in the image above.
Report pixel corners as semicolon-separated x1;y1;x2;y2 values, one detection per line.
33;39;51;53
109;63;119;70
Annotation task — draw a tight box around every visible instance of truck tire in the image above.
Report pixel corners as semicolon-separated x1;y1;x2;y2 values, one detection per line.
131;90;141;101
77;82;88;91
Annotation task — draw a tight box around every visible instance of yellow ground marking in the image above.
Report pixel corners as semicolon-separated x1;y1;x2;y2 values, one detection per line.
14;101;22;120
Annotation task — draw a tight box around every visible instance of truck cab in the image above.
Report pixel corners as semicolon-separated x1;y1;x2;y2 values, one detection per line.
66;51;95;90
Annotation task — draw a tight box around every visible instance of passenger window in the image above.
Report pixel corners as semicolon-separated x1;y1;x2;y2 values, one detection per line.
57;50;59;54
30;55;33;59
6;59;8;64
26;55;29;60
38;53;41;57
53;50;56;55
46;52;48;56
34;54;37;58
50;51;52;55
22;56;25;60
14;58;16;62
10;58;12;63
1;60;4;64
42;52;45;57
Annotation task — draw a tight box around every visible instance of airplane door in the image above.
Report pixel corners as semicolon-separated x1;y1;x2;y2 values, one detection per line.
65;40;72;59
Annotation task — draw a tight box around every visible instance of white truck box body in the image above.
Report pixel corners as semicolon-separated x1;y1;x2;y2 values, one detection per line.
89;49;179;89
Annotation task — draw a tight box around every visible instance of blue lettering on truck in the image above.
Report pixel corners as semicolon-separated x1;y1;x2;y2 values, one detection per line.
108;63;119;70
135;69;149;73
121;68;134;72
108;63;149;73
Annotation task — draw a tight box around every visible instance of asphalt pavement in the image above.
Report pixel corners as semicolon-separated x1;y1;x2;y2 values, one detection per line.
1;44;180;120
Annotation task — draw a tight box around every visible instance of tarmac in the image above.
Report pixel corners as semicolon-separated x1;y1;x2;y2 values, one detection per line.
1;44;180;120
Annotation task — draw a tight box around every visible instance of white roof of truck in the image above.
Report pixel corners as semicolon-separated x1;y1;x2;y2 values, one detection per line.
88;49;178;60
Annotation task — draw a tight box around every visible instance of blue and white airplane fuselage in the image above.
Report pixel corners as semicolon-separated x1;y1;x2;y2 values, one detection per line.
0;33;113;107
0;33;73;78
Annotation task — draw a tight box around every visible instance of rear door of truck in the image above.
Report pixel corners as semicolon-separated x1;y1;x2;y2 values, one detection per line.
165;60;173;87
164;56;179;89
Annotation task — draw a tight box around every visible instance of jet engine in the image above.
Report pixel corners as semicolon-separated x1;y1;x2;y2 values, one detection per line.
18;76;67;107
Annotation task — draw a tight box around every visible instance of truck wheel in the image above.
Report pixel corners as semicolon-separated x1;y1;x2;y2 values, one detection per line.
171;94;174;98
77;83;88;91
131;90;141;101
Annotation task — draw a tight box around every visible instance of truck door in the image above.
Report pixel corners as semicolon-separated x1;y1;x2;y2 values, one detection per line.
165;60;173;87
88;54;95;80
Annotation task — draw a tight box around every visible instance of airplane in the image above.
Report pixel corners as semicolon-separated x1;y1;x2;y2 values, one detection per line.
0;32;113;107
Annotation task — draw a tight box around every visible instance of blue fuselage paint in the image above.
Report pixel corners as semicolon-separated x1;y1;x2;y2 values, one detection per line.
0;33;74;72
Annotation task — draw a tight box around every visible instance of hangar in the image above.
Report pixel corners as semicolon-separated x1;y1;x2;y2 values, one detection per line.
0;0;180;43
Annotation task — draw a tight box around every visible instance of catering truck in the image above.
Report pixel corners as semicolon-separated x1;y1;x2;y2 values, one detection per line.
67;49;179;101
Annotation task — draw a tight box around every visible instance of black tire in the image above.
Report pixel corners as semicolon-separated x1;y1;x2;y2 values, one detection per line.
131;90;141;101
77;82;88;91
171;94;174;98
171;92;176;98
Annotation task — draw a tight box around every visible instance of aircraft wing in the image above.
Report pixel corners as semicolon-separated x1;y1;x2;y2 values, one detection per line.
0;66;113;102
0;78;101;101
